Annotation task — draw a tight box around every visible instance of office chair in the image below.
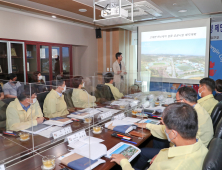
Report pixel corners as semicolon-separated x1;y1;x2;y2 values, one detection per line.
214;117;222;139
211;101;222;132
37;91;49;113
202;138;222;170
64;88;75;108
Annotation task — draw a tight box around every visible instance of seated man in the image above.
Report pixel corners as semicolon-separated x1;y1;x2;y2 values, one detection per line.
111;103;208;170
72;76;96;108
6;86;44;131
3;73;21;99
131;86;213;169
214;79;222;102
104;72;123;100
198;77;218;115
43;79;69;118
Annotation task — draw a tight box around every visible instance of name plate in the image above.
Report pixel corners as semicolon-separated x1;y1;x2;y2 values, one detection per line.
100;111;113;120
0;164;5;170
113;112;125;120
67;130;86;145
52;126;72;140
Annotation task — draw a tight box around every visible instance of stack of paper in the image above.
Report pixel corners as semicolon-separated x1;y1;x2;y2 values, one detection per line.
68;108;101;119
22;124;52;134
43;118;73;127
110;101;129;106
96;107;120;114
38;126;63;138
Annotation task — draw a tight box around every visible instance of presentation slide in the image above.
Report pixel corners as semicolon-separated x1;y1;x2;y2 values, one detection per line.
141;27;206;80
138;19;210;84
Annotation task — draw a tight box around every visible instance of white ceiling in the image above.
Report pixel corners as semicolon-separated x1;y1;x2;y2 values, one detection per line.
1;0;222;29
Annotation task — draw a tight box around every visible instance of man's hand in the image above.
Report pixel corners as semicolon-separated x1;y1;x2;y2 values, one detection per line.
150;154;158;164
36;117;44;124
110;154;126;165
117;71;122;75
134;123;147;128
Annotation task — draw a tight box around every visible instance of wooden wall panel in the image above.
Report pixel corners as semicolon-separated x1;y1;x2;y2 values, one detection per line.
106;30;110;71
112;28;120;64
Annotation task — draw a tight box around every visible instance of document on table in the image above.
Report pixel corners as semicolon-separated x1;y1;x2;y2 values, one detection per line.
122;117;141;123
22;124;52;134
43;119;73;127
75;143;107;160
96;107;120;114
110;101;129;106
112;120;134;126
38;126;63;138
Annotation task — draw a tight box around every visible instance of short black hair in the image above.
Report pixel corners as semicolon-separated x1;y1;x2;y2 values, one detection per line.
8;73;17;80
163;103;198;139
115;52;122;59
73;76;83;88
104;73;113;83
52;77;65;88
199;77;215;92
178;86;197;103
17;85;36;101
216;79;222;92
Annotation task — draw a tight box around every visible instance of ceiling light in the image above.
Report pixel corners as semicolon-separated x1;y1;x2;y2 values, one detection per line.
178;10;187;13
79;9;87;12
52;15;56;18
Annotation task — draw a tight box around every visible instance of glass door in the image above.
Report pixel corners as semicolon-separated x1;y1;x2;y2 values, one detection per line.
26;44;37;82
62;47;70;76
52;46;60;80
40;45;50;82
0;41;8;80
9;42;25;82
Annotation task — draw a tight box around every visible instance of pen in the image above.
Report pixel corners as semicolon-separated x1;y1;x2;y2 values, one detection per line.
121;139;137;144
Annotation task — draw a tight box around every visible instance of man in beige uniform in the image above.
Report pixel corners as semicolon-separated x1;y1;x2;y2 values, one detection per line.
113;52;127;93
197;77;218;115
43;79;69;118
111;103;208;170
6;87;44;131
104;72;123;100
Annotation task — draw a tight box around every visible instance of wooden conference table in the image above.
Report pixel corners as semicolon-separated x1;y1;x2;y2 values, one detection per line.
3;95;163;170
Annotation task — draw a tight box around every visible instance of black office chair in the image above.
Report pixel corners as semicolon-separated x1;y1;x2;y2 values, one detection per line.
64;88;75;108
37;91;49;113
210;101;222;132
214;117;222;139
0;98;15;128
95;84;114;103
202;138;222;170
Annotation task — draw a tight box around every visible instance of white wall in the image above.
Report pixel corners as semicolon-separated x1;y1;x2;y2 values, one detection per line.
0;9;98;76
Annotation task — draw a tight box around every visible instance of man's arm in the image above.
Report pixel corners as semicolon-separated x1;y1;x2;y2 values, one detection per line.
43;97;58;118
112;87;124;99
146;124;167;139
7;107;37;131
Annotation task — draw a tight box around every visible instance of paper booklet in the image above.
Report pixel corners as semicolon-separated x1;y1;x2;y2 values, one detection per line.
68;108;101;119
106;142;141;162
43;117;73;126
38;126;62;138
22;124;52;134
60;152;105;170
105;121;137;134
139;118;160;125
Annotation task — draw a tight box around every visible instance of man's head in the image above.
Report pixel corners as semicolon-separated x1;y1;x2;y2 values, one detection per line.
52;79;66;93
115;52;122;62
8;73;17;82
104;73;114;84
162;103;198;144
73;76;84;88
215;79;222;93
198;77;215;97
17;86;37;105
176;86;197;105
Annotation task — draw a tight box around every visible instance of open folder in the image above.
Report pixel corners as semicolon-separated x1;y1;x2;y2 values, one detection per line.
61;153;105;170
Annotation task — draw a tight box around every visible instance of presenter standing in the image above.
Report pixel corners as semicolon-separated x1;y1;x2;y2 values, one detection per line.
113;52;127;93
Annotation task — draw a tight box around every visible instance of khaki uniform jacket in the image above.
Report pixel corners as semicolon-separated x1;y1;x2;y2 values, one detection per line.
198;94;218;115
113;60;126;83
6;98;43;131
146;103;213;147
43;89;69;118
105;83;123;100
71;88;96;108
120;139;208;170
